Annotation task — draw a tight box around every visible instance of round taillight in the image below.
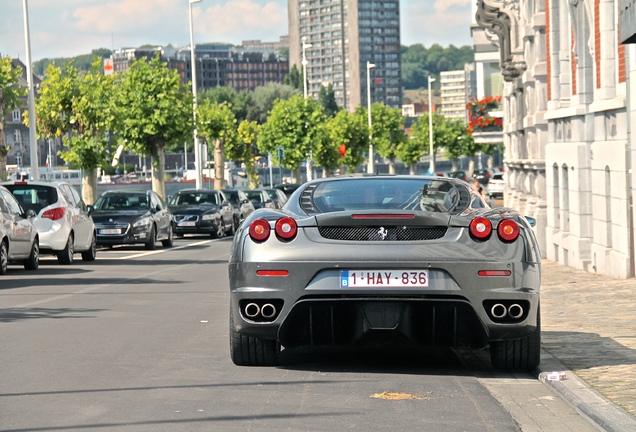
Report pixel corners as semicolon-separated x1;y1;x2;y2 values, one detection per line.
275;217;297;241
249;219;271;242
497;219;520;242
469;216;492;240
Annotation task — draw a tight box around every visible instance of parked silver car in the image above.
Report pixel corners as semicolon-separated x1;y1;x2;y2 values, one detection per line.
1;181;96;264
0;185;39;274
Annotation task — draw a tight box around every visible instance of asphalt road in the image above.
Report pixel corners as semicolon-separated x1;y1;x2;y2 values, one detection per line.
1;237;597;432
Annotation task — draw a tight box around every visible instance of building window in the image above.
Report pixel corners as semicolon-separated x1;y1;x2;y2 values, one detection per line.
14;129;21;143
12;109;21;122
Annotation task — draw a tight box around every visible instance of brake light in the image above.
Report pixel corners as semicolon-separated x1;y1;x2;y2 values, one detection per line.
256;270;289;276
249;219;271;242
41;207;66;221
478;270;512;276
275;217;297;241
497;219;520;242
469;216;492;240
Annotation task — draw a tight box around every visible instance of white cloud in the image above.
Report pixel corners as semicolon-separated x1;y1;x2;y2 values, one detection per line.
401;0;473;47
0;0;473;61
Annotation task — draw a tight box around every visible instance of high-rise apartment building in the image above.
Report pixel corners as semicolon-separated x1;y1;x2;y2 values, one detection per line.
288;0;402;111
440;65;476;122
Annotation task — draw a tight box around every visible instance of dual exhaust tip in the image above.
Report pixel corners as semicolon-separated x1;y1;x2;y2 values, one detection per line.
490;303;524;321
243;302;278;321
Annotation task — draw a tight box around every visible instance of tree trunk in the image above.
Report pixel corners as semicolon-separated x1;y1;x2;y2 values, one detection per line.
81;168;98;205
388;159;396;174
451;159;459;171
151;146;166;200
293;167;301;184
214;139;225;190
409;162;417;175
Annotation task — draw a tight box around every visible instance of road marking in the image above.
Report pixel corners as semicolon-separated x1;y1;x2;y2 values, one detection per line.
11;239;228;308
96;239;222;260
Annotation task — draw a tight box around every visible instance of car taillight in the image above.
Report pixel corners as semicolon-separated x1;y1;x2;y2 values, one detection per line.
469;216;492;240
275;217;297;241
249;219;271;242
41;207;66;221
497;219;519;242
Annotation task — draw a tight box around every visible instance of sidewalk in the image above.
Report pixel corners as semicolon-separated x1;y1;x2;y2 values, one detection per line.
536;259;636;430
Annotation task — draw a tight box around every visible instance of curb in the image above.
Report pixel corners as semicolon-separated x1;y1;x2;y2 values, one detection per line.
535;350;636;432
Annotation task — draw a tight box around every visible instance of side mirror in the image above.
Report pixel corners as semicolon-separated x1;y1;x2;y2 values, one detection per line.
524;216;536;227
87;205;94;215
155;204;161;212
25;209;37;218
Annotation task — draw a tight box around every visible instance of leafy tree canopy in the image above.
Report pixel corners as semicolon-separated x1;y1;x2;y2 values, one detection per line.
401;44;474;90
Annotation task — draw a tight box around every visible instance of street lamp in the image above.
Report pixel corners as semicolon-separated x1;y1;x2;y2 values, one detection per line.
366;61;376;174
302;40;312;99
189;0;203;189
302;40;313;181
22;0;39;180
428;75;436;174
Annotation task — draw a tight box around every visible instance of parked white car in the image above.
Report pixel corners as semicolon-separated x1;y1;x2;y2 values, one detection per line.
1;180;96;264
487;172;505;199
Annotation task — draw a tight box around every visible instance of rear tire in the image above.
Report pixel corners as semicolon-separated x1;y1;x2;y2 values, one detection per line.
144;225;156;250
81;233;97;261
24;239;39;270
58;234;74;265
1;241;8;275
229;305;280;366
490;308;541;371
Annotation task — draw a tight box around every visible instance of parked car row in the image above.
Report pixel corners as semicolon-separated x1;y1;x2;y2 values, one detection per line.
0;178;302;274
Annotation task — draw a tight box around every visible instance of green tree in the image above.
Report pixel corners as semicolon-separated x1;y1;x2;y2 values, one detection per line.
258;94;326;183
284;64;302;91
117;56;194;199
248;82;300;124
323;110;368;174
318;84;340;118
199;86;251;122
236;120;260;188
363;103;405;174
0;56;26;180
197;101;237;190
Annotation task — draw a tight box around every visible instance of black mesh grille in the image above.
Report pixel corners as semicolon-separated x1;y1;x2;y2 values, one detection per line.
318;226;448;241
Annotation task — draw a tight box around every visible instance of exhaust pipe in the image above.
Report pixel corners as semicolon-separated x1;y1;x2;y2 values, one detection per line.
261;303;277;319
508;304;524;319
491;303;508;319
244;303;260;318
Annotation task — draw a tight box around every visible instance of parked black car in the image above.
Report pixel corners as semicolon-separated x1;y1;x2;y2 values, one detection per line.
264;188;288;209
447;170;468;182
168;189;235;238
245;189;276;210
222;189;255;228
473;169;496;186
274;183;301;198
89;190;173;250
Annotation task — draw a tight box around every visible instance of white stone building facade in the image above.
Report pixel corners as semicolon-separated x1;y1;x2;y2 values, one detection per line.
475;0;636;279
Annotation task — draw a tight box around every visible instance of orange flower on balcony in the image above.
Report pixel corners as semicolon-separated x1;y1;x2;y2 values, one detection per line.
466;96;502;134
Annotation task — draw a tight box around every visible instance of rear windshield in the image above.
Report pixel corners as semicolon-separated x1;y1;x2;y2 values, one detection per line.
4;185;58;213
311;178;465;213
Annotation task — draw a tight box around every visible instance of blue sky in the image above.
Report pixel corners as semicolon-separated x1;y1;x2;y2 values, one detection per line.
1;0;473;61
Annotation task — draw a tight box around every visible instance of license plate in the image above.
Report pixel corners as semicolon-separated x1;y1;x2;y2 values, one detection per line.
99;228;121;235
178;221;196;227
340;270;429;288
